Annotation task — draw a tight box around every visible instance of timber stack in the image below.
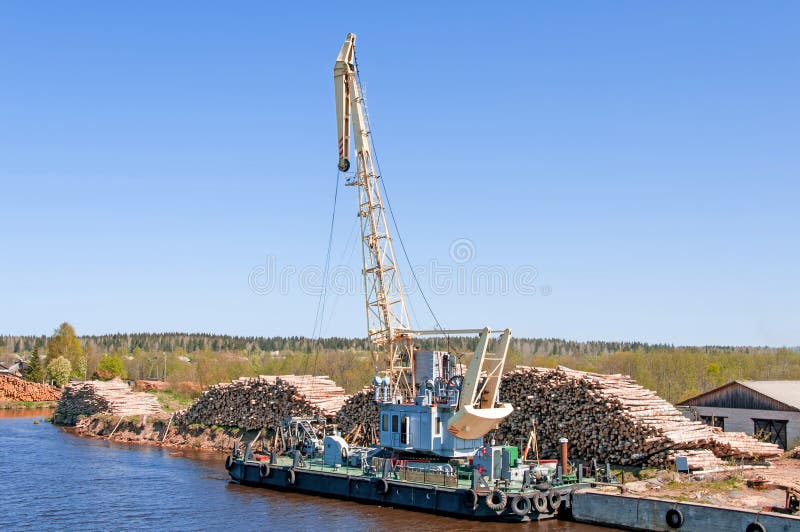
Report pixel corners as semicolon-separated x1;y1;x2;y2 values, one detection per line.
496;366;781;468
0;374;61;402
54;378;163;425
336;387;380;445
709;429;784;459
176;375;348;430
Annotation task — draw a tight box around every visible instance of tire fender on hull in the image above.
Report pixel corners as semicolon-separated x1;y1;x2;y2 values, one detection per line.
510;495;532;516
376;478;389;494
547;491;561;511
532;492;548;514
462;489;478;509
666;508;683;529
485;489;508;512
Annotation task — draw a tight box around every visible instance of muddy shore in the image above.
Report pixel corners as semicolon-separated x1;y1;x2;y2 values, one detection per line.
71;413;244;454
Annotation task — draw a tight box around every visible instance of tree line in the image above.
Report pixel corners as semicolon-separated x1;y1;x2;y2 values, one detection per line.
2;325;797;400
2;331;782;358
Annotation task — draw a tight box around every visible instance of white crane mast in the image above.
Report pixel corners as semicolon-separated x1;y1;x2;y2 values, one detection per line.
334;33;415;400
333;34;513;449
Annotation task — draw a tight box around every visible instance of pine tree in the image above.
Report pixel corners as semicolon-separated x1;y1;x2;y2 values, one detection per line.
24;347;45;384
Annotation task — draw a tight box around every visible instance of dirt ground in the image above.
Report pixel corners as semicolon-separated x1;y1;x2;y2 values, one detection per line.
605;457;800;513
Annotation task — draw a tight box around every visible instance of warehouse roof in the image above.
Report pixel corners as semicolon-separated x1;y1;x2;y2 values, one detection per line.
678;380;800;412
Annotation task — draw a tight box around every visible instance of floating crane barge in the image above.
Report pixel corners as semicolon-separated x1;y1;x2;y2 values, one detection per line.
227;450;613;521
227;33;614;522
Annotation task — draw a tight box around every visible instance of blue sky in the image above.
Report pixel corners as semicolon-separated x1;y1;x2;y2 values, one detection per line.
1;2;797;346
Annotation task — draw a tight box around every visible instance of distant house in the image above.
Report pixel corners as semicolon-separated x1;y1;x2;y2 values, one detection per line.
678;380;800;450
0;359;24;378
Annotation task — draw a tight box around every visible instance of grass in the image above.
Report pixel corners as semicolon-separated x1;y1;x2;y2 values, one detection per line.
660;473;746;503
0;400;58;409
637;468;658;480
148;389;194;412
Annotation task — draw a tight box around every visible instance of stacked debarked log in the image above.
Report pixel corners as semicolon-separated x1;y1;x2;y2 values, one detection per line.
709;429;784;458
54;378;162;425
497;366;781;468
176;375;348;431
336;387;380;445
0;374;61;402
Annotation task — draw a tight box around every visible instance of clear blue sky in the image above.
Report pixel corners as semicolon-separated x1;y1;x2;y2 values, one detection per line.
1;2;797;346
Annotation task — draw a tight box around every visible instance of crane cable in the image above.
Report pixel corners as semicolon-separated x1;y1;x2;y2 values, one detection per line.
307;170;341;378
354;51;449;351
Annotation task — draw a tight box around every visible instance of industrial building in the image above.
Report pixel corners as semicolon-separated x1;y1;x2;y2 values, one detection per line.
678;380;800;450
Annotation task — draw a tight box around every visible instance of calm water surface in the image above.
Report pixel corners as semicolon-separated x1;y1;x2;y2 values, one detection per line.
0;410;605;531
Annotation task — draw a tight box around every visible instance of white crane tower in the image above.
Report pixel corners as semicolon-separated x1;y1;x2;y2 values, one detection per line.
334;33;514;456
335;32;415;401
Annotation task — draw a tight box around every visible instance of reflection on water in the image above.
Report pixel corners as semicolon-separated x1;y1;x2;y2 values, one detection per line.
0;407;54;419
0;411;605;531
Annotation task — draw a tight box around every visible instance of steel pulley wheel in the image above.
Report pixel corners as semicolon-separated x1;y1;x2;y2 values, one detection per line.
447;375;464;391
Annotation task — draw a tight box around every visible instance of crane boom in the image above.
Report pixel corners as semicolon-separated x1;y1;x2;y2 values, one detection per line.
333;34;513;451
334;33;415;400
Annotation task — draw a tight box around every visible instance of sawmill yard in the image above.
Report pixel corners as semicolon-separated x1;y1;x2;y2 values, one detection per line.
41;363;800;512
5;330;800;511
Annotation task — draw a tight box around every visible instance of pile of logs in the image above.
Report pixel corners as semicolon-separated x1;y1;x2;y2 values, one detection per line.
708;429;784;459
678;449;726;471
496;366;781;468
336;387;380;445
0;374;61;402
54;378;162;425
176;375;348;430
320;366;784;469
134;380;170;392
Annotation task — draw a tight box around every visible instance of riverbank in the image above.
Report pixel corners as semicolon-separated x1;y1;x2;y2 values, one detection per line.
69;411;800;517
72;413;244;453
11;410;550;532
0;400;57;410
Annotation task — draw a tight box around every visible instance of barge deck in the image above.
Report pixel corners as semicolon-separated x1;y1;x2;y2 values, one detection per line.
227;453;582;522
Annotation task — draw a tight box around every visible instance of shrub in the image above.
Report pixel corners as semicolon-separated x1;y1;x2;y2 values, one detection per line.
94;355;126;380
46;356;72;387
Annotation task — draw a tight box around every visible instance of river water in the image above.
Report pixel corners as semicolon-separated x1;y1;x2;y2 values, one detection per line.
0;410;604;531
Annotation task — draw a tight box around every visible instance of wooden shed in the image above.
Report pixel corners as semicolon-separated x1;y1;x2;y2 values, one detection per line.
678;381;800;450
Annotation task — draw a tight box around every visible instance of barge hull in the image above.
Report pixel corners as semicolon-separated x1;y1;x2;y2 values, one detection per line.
229;461;560;522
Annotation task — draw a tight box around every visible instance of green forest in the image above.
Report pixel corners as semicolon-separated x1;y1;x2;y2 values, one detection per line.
2;324;799;403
